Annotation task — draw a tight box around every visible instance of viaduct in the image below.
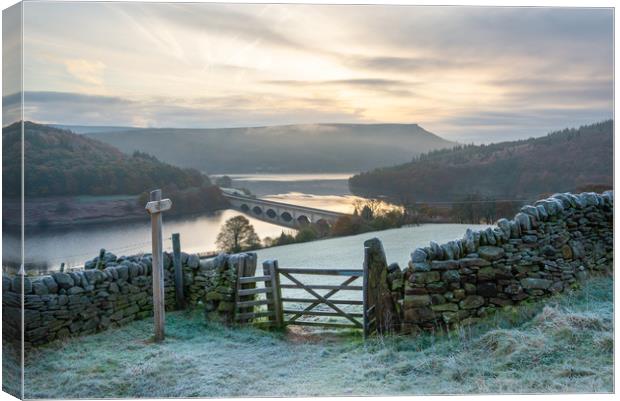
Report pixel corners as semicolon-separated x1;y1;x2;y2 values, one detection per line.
222;192;348;229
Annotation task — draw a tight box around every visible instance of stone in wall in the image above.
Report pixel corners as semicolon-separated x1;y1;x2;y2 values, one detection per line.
199;253;237;322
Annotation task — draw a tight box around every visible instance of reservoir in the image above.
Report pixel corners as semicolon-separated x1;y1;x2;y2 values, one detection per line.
3;173;487;272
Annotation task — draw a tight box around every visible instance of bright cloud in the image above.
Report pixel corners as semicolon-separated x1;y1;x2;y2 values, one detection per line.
63;59;106;87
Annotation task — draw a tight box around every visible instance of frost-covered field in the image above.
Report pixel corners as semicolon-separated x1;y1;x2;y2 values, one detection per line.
20;275;613;398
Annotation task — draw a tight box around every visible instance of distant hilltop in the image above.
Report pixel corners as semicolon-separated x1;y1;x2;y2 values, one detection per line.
349;120;613;202
81;123;456;174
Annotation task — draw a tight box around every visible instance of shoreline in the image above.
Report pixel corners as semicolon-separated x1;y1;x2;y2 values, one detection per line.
3;195;228;231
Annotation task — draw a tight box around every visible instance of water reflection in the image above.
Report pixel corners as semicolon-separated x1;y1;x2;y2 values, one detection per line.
4;209;290;272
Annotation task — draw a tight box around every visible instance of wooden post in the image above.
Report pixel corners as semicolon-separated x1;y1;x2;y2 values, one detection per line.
263;260;283;329
271;260;284;328
236;254;257;323
145;189;172;342
262;261;273;321
235;255;247;323
363;238;399;335
172;233;185;310
363;248;370;339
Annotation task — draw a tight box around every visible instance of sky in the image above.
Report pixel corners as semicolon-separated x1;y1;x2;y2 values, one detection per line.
2;2;614;143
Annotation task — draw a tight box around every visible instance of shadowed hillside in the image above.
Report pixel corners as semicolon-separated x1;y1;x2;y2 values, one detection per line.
349;121;613;202
2;122;212;197
85;123;456;174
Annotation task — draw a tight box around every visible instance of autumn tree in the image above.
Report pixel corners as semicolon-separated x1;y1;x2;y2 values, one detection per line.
216;215;261;253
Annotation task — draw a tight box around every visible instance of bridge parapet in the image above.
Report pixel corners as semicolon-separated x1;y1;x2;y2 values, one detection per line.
223;193;348;229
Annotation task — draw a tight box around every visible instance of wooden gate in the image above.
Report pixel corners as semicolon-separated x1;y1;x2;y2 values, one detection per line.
230;239;396;336
235;260;376;337
233;259;377;336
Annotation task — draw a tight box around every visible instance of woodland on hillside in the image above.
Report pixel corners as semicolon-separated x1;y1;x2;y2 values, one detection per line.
3;122;214;198
2;122;228;224
349;121;613;206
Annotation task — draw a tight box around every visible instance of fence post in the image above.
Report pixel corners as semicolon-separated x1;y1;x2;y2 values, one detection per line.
262;261;274;324
363;250;370;338
271;260;283;328
232;255;245;324
363;237;400;335
263;260;283;328
172;233;185;310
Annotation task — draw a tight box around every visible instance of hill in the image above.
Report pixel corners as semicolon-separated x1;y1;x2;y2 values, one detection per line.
349;120;613;202
2;121;213;197
50;124;142;134
86;123;456;173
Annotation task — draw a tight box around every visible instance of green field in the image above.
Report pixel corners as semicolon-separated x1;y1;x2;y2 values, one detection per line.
19;275;613;398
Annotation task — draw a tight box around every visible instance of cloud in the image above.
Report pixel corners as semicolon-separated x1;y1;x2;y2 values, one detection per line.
111;3;333;58
487;77;613;105
2;92;22;126
346;55;478;73
24;91;130;105
263;78;419;98
11;91;364;128
432;107;612;143
18;3;614;143
63;59;106;86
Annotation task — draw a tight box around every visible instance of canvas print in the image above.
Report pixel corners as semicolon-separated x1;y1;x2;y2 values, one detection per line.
1;1;614;399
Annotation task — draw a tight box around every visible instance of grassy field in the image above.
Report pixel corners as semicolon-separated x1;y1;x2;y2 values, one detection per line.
21;275;613;398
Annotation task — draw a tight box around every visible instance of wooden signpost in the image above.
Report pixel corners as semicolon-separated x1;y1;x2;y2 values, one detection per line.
145;189;172;342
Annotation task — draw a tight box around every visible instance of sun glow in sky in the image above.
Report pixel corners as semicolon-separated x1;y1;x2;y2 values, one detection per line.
3;2;613;142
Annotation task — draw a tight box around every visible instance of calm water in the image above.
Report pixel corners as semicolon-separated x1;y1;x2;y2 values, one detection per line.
6;173;486;273
6;210;289;271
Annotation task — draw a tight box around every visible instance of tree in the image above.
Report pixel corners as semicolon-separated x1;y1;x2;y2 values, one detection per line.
275;231;296;246
331;215;366;237
216;215;261;253
215;175;233;187
360;205;374;220
295;226;318;242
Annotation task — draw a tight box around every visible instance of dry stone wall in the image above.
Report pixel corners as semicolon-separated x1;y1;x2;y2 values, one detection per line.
402;191;613;334
2;191;613;345
2;251;253;347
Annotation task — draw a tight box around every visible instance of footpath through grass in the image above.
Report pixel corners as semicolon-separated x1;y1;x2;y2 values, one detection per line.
23;275;613;398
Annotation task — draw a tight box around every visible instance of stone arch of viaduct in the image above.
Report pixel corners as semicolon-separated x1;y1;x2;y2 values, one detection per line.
222;193;347;229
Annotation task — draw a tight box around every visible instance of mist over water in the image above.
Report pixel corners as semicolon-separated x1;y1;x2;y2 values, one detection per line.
218;173;354;197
